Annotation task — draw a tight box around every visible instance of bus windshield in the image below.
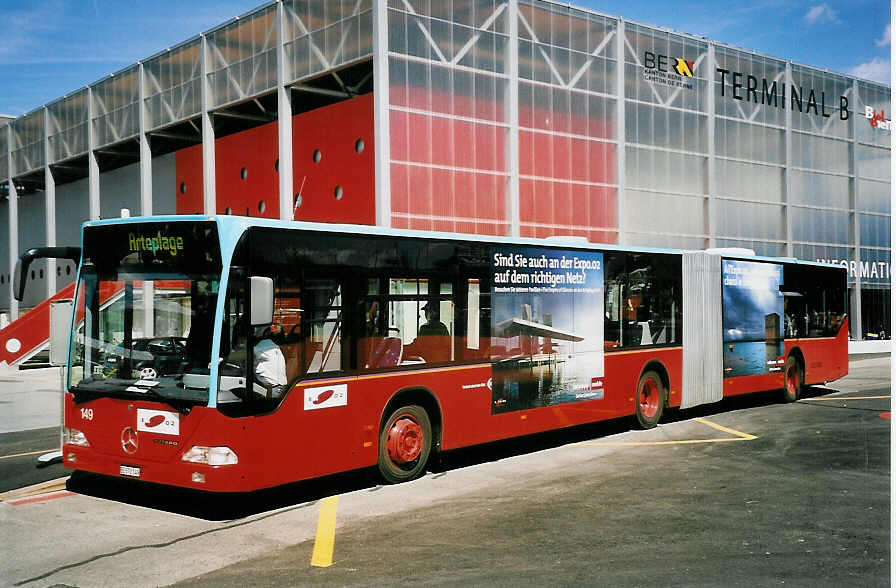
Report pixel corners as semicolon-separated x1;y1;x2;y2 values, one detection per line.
68;221;222;407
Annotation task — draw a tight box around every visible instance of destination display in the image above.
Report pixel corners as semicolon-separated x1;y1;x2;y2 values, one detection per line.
490;247;604;414
83;221;221;273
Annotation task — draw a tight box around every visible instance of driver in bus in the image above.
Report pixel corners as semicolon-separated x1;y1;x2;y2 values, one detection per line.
252;324;288;398
224;321;288;399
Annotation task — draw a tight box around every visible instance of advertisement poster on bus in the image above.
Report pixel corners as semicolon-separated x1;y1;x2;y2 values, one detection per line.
490;246;604;414
722;260;785;378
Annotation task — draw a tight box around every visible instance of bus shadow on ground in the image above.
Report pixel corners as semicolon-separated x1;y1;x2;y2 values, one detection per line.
66;469;379;521
65;385;831;520
664;384;836;424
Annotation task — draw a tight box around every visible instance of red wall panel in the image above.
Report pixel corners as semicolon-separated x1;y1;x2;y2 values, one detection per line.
175;93;375;225
176;88;616;243
292;93;375;224
175;145;203;215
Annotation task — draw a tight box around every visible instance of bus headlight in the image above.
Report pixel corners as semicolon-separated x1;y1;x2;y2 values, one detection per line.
63;427;90;447
181;446;238;466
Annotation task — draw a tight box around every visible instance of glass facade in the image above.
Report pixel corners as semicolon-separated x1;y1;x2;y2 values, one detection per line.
143;40;203;131
283;0;373;83
387;0;512;235
381;0;890;339
1;0;890;339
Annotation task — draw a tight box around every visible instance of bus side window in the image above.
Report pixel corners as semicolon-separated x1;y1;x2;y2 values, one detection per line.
360;297;406;369
782;265;845;339
605;252;681;350
303;279;344;374
359;277;457;367
465;278;490;360
273;282;303;383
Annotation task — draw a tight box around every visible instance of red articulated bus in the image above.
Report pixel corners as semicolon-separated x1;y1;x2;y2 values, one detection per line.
17;216;848;492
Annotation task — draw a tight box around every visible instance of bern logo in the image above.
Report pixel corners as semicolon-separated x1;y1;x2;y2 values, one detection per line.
674;58;694;77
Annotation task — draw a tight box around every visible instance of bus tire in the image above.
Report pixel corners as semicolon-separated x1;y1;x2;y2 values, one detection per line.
378;405;432;483
636;370;664;429
783;356;803;403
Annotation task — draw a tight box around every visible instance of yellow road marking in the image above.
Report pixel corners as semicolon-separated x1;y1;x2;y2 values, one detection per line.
693;417;757;440
0;448;57;460
310;496;339;568
801;395;890;401
575;417;757;447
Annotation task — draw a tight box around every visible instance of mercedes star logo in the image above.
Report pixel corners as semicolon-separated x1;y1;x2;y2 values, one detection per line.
121;427;138;454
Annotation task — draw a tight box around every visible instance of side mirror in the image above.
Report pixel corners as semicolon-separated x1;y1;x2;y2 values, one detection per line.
49;299;73;366
15;246;81;301
249;276;274;326
13;258;24;301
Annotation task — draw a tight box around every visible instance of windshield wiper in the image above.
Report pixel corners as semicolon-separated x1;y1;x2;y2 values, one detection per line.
145;389;196;415
71;380;199;415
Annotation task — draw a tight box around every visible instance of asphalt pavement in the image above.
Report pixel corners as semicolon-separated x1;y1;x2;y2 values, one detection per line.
175;357;891;587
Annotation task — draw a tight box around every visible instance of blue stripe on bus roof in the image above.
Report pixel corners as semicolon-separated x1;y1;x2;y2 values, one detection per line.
81;215;845;270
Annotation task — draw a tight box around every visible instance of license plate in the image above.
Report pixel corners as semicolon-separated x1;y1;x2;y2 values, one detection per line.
120;465;141;478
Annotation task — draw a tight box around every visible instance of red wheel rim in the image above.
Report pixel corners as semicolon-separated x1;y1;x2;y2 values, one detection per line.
386;416;423;465
639;378;659;419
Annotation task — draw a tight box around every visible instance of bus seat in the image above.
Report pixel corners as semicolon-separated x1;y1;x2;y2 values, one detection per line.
366;336;403;368
282;343;301;381
409;335;450;363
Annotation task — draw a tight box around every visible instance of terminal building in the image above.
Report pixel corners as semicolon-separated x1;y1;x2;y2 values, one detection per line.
0;0;890;358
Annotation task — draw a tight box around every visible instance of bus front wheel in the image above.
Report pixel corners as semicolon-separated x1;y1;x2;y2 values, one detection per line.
636;371;664;429
377;405;432;483
783;356;803;403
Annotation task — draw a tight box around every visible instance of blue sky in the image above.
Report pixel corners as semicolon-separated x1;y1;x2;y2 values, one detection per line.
0;0;890;116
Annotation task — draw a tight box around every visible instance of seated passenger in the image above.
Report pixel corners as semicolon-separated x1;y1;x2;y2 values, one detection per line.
418;302;449;338
404;302;450;363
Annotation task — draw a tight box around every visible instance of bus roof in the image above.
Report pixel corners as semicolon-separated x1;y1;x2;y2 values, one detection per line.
82;214;845;272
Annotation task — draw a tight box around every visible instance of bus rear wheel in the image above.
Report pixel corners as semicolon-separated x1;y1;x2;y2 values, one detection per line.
636;370;664;429
783;356;803;403
378;405;432;483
